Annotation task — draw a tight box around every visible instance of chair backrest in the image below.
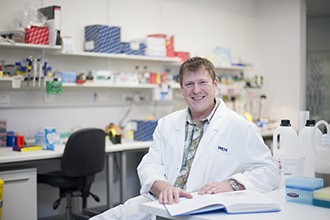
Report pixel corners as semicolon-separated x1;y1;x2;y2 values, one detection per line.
61;128;106;177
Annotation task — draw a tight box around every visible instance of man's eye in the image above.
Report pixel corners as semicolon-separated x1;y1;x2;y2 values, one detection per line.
185;83;193;88
200;81;208;86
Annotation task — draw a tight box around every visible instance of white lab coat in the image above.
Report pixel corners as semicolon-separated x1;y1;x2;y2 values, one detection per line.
138;99;281;197
91;100;281;220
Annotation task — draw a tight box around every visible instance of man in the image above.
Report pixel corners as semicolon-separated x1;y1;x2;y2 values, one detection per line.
91;57;280;220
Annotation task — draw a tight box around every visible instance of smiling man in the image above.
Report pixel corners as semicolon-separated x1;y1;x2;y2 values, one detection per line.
91;57;280;220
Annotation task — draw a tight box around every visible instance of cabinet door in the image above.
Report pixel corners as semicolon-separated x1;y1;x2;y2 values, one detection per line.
0;168;37;220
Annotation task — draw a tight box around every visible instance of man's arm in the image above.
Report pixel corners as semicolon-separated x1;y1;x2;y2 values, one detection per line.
198;179;245;195
150;180;192;204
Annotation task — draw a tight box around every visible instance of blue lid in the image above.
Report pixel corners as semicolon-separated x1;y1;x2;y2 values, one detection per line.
285;176;324;190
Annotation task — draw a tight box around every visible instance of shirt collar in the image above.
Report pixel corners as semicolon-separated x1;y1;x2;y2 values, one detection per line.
186;98;220;125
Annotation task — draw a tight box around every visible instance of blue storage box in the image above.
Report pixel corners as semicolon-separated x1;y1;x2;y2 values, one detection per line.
121;42;146;55
61;71;77;83
132;120;158;141
285;176;324;204
84;25;121;54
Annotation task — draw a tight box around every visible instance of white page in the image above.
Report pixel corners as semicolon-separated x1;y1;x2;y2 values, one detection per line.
165;190;280;216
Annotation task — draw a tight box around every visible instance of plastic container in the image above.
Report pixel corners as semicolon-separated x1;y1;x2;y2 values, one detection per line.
312;120;330;187
6;131;16;147
273;119;299;182
298;119;322;177
313;186;330;208
35;132;46;150
0;178;3;220
285;176;324;204
44;127;57;150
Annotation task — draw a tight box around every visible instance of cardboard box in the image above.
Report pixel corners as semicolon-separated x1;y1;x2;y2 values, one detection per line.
145;36;166;57
146;34;175;57
132;120;158;141
61;71;77;83
175;51;190;62
39;5;62;45
121;41;146;55
85;25;121;54
25;26;49;45
39;5;61;31
166;35;175;57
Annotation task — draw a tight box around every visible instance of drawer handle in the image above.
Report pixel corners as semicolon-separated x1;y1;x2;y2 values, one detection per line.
3;176;30;183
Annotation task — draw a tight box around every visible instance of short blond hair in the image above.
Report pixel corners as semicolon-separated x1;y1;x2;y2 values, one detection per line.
178;57;216;87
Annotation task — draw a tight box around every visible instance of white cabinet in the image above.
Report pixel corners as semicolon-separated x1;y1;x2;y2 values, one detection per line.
0;167;37;220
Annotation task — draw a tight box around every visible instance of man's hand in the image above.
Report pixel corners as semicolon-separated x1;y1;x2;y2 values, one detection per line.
198;181;234;195
150;181;192;204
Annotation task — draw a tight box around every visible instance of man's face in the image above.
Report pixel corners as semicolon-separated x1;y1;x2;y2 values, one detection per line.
181;68;218;119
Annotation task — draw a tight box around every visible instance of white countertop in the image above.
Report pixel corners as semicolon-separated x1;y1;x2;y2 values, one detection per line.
140;188;330;220
0;140;152;164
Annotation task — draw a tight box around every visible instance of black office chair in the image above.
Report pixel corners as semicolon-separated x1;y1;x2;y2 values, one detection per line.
38;128;106;220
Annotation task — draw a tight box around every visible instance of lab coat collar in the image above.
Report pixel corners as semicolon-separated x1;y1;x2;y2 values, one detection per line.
192;100;227;163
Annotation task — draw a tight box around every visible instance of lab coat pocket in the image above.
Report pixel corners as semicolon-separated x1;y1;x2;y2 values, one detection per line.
204;147;235;182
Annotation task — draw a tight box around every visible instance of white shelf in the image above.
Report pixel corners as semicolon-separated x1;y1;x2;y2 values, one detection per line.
62;82;157;89
215;66;245;70
0;42;61;50
0;78;12;82
56;51;181;63
0;42;180;63
0;79;159;90
166;62;254;72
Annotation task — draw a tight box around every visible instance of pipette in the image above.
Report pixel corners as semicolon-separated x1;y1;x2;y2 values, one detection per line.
38;58;42;87
33;58;37;87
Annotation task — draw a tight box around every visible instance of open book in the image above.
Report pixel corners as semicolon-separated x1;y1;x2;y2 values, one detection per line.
165;190;280;216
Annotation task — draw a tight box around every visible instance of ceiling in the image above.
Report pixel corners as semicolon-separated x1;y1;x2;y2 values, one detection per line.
306;0;330;17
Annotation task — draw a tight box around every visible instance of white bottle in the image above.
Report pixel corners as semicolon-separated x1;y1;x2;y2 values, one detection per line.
298;119;322;177
313;120;330;187
272;119;299;183
123;122;135;142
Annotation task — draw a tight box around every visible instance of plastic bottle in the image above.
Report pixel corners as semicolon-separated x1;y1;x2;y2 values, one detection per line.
272;119;299;183
123;122;135;142
0;178;3;219
313;120;330;187
298;119;322;177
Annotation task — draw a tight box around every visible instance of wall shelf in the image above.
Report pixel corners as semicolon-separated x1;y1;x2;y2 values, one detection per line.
0;43;254;93
0;42;182;63
166;62;255;72
62;82;157;89
55;51;182;63
0;42;61;51
0;79;159;90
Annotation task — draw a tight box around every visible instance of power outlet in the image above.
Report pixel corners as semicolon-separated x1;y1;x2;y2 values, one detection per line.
44;93;56;103
122;93;134;102
0;94;10;104
134;93;147;103
94;92;109;102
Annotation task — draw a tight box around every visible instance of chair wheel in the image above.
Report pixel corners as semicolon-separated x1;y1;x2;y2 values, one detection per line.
53;198;61;209
90;193;100;202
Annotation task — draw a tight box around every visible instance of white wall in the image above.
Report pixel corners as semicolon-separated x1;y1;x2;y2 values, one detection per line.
256;0;305;129
0;0;306;131
0;0;264;135
0;0;306;218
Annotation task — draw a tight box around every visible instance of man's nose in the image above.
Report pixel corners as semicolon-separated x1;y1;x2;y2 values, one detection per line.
192;84;202;93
